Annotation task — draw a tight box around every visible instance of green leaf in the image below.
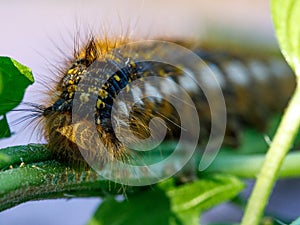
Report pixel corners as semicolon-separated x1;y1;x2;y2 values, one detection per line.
88;192;176;225
272;0;300;76
290;217;300;225
0;56;34;138
165;174;244;214
87;174;245;225
0;114;11;138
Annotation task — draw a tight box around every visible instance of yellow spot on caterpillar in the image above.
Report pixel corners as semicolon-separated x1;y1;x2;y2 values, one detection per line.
102;83;109;89
114;75;121;82
68;68;77;75
80;93;90;103
158;69;165;76
67;85;77;93
125;84;130;92
96;99;105;109
56;124;75;144
96;118;101;125
99;89;108;98
130;61;136;68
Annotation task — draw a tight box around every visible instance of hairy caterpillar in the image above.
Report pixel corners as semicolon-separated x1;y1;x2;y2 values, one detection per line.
22;35;295;184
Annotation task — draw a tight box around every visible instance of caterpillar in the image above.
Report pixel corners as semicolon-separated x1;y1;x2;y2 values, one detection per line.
24;35;295;184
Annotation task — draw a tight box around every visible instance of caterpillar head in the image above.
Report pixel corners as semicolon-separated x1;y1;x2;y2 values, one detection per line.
42;38;134;168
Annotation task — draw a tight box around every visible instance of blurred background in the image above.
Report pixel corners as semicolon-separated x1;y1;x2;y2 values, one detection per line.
0;0;298;224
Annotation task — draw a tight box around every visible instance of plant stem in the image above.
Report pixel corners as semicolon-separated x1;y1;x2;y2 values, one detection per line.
3;141;300;212
0;144;53;169
0;160;139;211
241;84;300;225
206;151;300;178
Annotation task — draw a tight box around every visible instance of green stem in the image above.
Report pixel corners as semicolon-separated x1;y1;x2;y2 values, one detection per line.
0;142;179;211
0;144;53;169
0;160;138;211
241;83;300;225
3;142;300;212
206;151;300;178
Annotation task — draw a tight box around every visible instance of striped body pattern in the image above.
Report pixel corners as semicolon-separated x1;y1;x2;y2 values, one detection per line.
42;37;296;168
